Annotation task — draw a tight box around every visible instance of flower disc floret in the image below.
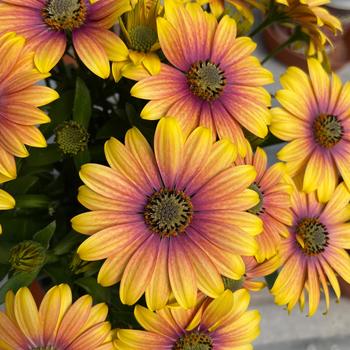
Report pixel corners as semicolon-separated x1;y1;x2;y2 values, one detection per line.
174;332;213;350
313;114;343;149
129;25;158;52
187;60;226;102
42;0;87;31
144;188;193;237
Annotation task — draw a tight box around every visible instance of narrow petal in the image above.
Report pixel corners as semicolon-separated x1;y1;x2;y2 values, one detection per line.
34;31;66;73
168;238;197;309
73;29;110;79
154;117;184;188
120;235;159;305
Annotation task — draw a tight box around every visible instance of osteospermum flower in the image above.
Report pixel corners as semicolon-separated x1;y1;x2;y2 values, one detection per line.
0;32;58;179
116;289;260;349
235;146;292;262
0;189;15;234
0;284;115;349
272;181;350;316
131;1;273;156
271;58;350;202
275;0;342;56
72;117;262;310
112;0;161;81
0;0;131;78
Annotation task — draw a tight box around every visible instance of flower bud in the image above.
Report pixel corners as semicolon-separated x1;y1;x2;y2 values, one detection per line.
9;240;46;272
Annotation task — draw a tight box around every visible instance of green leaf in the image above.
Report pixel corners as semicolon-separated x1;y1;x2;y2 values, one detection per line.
74;148;91;171
41;90;75;137
14;195;51;209
3;175;39;195
23;144;62;167
0;270;39;304
53;231;83;256
33;221;56;249
73;77;92;128
75;276;112;304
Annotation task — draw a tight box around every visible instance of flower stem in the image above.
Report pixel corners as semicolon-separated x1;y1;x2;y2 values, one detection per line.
261;26;303;64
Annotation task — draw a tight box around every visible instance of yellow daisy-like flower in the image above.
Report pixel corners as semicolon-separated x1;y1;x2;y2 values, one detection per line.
0;32;59;181
116;289;260;349
235;146;292;262
271;58;350;202
0;284;115;349
272;181;350;316
275;0;342;57
0;189;15;234
131;1;273;156
0;0;131;78
72;117;262;310
112;0;162;81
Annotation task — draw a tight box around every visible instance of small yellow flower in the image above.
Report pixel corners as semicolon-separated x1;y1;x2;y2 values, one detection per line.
112;0;162;81
0;284;115;349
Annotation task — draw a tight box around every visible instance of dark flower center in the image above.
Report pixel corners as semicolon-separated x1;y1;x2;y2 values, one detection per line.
42;0;87;31
247;183;264;215
174;332;213;350
313;114;343;148
129;25;157;52
187;60;226;102
296;217;329;255
32;347;57;350
144;188;193;237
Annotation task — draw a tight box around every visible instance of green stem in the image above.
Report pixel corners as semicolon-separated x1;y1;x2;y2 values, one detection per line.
261;26;302;64
250;15;278;37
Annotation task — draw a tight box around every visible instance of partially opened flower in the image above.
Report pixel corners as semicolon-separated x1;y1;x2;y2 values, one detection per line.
271;58;350;202
72;117;262;310
224;255;281;292
0;32;58;180
274;0;342;57
0;189;15;234
0;284;115;349
235;146;292;262
112;0;161;81
131;1;273;156
272;181;350;316
0;0;131;78
116;289;260;350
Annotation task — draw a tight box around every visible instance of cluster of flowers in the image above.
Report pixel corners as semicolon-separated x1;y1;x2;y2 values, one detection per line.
0;0;349;349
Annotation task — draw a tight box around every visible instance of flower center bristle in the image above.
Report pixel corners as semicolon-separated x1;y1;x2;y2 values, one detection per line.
174;332;213;350
42;0;87;31
55;121;89;156
313;114;343;148
248;183;264;215
296;217;329;255
144;188;193;237
32;347;56;350
187;60;226;102
129;25;157;52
